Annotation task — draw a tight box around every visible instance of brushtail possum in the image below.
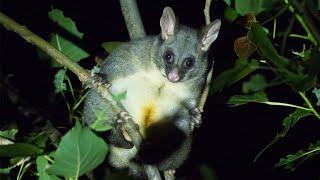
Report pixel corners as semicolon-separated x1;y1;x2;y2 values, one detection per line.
83;6;220;177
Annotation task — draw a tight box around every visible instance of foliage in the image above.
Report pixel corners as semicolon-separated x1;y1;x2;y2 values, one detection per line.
275;141;320;170
218;0;320;173
48;9;84;39
2;0;320;179
1;8;111;179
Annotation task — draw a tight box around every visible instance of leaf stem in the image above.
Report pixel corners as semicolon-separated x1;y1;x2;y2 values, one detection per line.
272;18;277;39
16;160;25;180
289;33;310;40
263;101;311;111
299;92;320;120
284;0;318;45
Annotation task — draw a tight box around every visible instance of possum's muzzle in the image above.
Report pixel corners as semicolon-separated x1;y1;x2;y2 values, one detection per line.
136;117;186;164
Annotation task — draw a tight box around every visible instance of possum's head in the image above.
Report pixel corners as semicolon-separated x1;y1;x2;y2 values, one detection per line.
154;7;221;83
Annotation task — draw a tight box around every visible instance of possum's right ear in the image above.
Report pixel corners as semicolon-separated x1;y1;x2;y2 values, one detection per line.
200;19;221;52
160;7;176;41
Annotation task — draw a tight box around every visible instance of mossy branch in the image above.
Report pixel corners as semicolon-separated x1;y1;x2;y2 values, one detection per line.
0;10;143;150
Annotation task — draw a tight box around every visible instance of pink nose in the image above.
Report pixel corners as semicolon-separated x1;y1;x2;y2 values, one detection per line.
168;68;180;82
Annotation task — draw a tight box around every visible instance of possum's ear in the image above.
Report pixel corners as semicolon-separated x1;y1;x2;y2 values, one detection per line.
200;19;221;52
160;6;176;41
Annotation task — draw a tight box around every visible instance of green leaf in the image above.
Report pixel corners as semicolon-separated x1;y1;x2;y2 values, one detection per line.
292;45;311;61
248;23;289;68
228;92;268;106
36;156;60;180
242;74;268;94
199;164;218;180
101;41;124;53
254;109;311;162
112;91;127;103
50;34;89;65
281;109;312;136
48;9;83;39
90;110;113;132
26;132;48;149
0;167;11;174
312;88;320;106
53;69;67;93
275;141;320;170
211;58;259;94
0;129;18;140
249;23;315;91
224;0;231;6
46;122;108;178
0;143;43;157
234;0;277;15
224;7;239;22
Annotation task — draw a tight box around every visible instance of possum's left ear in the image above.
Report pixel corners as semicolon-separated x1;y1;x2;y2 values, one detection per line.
160;7;176;41
200;19;221;52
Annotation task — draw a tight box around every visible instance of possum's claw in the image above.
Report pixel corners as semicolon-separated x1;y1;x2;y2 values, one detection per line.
190;107;202;131
164;169;176;180
108;111;135;149
117;111;132;123
116;111;136;143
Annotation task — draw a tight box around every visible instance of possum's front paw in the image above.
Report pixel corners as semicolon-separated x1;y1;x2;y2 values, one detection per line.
109;111;135;149
117;111;134;142
190;107;202;131
164;169;176;180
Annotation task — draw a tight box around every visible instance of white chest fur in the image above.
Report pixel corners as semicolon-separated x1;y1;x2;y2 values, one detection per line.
109;66;190;135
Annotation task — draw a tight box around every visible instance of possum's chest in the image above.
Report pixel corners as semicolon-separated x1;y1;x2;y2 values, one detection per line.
109;69;189;134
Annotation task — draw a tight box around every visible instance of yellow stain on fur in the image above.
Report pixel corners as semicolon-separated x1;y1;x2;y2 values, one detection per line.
141;103;157;131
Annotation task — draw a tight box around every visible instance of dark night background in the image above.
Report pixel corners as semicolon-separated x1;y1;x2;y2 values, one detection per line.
1;0;320;179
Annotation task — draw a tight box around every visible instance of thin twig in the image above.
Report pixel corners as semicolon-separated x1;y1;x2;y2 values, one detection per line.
291;0;320;45
299;92;320;120
285;0;320;45
199;0;214;112
204;0;212;25
281;15;295;55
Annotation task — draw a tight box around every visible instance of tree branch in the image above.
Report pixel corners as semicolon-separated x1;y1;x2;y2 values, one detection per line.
0;10;143;150
119;0;146;40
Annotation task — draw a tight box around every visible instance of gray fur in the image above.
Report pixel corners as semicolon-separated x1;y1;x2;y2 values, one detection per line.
82;6;220;178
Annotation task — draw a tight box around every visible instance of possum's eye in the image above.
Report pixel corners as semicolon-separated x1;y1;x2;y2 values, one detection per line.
184;56;195;68
163;50;174;64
